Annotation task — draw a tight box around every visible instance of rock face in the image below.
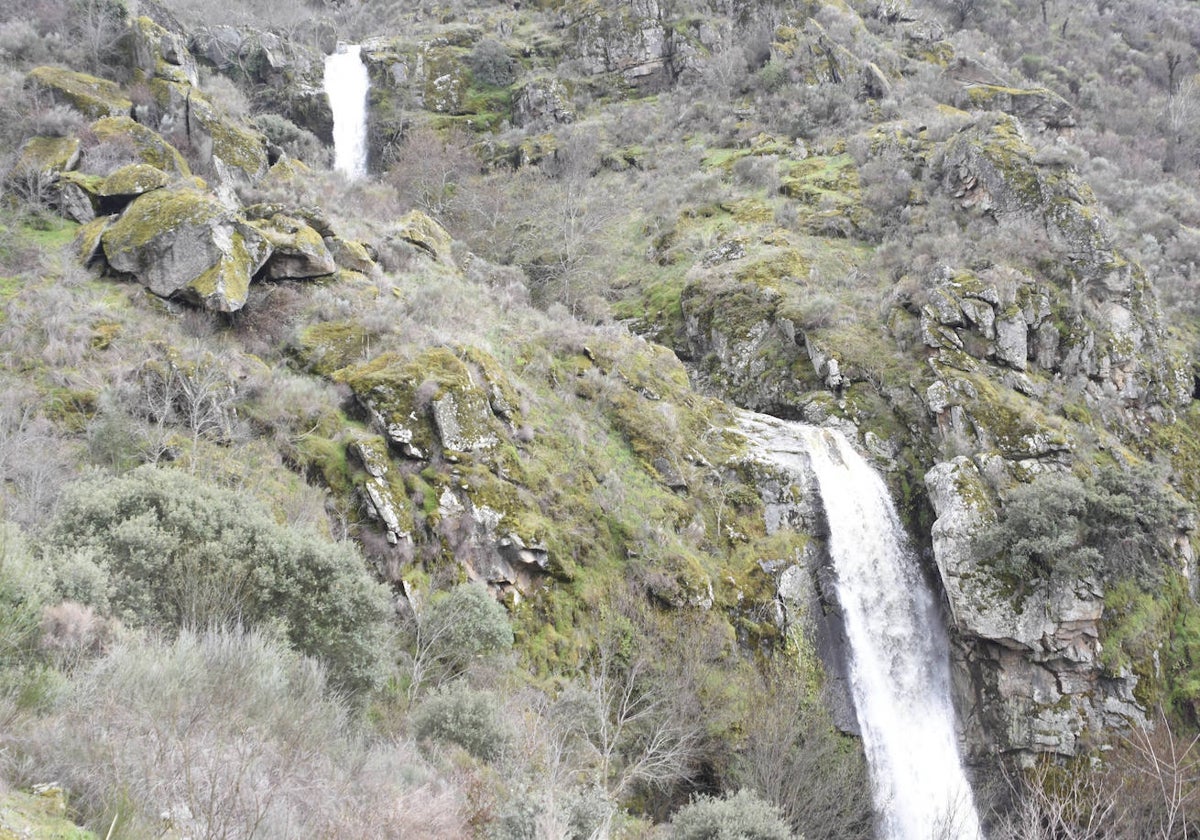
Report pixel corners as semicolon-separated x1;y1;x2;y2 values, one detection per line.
925;458;1143;761
735;411;859;735
512;78;575;129
101;188;271;311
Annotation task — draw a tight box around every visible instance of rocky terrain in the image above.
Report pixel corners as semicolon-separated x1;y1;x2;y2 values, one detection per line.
3;0;1200;836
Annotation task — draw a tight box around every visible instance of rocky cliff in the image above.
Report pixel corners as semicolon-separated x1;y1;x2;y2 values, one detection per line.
6;0;1200;830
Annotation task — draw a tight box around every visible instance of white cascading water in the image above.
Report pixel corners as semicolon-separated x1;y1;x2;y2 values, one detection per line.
741;414;983;840
324;43;369;179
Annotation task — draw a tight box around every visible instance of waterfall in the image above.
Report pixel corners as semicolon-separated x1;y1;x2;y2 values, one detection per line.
741;414;983;840
324;43;369;180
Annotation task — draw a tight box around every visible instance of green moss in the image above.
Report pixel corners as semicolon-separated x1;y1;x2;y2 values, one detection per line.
0;787;96;840
27;66;132;118
98;163;169;197
294;321;373;376
14;135;80;175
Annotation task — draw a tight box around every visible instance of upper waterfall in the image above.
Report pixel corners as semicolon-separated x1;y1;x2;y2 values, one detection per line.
740;413;984;840
324;43;369;180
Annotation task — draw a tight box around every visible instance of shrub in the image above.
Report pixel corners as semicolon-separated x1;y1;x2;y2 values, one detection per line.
980;464;1186;585
15;627;470;838
44;465;393;693
411;680;509;761
254;112;330;167
669;790;795;840
468;39;515;88
402;581;513;698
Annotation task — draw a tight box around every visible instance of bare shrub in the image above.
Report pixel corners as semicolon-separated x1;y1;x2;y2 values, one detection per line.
13;627;468;839
38;600;112;670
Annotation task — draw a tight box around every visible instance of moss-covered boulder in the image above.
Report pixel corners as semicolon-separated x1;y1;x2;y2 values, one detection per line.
13;135;81;176
100;187;271;311
335;347;503;458
184;90;270;183
56;171;103;222
251;213;337;279
960;83;1074;130
98;162;170;203
393;210;454;264
327;235;377;274
90;116;191;177
27;66;132;118
143;78;266;186
75;213;115;264
126;14;198;86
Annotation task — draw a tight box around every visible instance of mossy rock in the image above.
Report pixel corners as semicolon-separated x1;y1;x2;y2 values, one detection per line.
327;236;377;274
126;15;198;86
0;786;96;840
75;213;115;264
294;321;374;376
98;163;170;200
335;347;503;458
185;90;270;182
100;187;271;311
263;156;311;184
12;135;81;177
90;116;191;177
393;210;454;264
27;66;132;119
961;83;1074;129
251;213;336;279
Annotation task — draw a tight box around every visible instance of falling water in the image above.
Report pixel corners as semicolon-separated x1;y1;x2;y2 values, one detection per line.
324;43;369;179
741;414;983;840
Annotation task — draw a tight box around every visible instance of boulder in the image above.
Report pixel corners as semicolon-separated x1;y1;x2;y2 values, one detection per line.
26;66;132;118
90;116;191;177
181;89;270;183
127;15;198;86
251;213;337;279
98;163;170;202
959;83;1075;130
100;187;271;311
13;135;80;176
393;210;454;264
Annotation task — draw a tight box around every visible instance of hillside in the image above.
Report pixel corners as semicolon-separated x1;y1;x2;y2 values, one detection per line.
3;0;1200;836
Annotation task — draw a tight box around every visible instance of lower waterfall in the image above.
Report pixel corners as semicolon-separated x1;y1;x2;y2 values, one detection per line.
324;43;369;179
741;414;983;840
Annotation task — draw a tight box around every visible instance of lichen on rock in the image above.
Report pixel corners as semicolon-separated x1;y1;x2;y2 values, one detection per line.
100;187;270;311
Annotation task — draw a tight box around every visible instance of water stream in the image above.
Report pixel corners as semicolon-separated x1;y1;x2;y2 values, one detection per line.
324;43;369;179
741;414;983;840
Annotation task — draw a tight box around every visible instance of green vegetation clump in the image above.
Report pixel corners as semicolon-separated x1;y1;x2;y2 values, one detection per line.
980;464;1186;585
669;790;795;840
45;466;393;693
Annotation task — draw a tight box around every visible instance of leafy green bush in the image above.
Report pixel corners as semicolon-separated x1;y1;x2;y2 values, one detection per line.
980;464;1185;584
411;680;508;761
467;39;515;87
669;790;795;840
402;582;513;697
45;466;393;693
